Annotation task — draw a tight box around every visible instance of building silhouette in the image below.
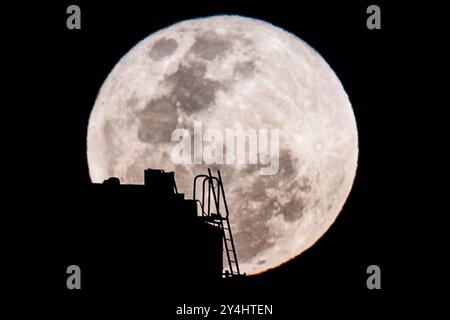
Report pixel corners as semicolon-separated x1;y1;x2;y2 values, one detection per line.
76;168;240;298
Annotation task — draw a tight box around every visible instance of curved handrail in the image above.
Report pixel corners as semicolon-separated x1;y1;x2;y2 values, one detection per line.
193;174;209;201
217;170;230;219
193;168;239;276
193;173;223;217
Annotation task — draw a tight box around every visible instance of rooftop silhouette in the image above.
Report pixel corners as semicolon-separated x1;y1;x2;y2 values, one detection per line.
76;168;241;297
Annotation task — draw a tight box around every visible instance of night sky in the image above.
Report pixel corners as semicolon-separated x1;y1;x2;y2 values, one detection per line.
1;0;446;305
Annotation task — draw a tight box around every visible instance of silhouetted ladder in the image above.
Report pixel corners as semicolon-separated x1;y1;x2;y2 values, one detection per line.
193;169;241;277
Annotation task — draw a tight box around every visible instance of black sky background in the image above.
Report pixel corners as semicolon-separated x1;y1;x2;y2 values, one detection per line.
2;1;447;301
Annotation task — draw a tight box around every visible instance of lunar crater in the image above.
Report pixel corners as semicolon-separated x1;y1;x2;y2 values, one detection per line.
234;222;275;262
149;37;179;60
136;96;178;143
165;61;222;114
233;59;257;78
280;196;306;222
190;31;233;60
126;93;139;109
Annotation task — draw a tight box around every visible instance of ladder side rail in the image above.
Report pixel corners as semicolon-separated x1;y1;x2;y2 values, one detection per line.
223;218;240;275
210;179;222;216
217;170;240;275
208;177;214;216
221;217;234;274
217;170;230;219
216;178;221;214
208;169;236;274
207;169;221;214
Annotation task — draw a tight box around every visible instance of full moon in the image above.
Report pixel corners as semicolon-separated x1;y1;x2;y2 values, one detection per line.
87;16;358;274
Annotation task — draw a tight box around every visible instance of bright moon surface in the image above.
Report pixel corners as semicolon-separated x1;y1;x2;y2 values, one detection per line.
87;16;358;274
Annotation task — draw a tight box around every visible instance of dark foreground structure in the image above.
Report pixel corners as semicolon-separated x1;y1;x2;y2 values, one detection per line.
83;170;223;297
3;168;245;299
61;169;241;297
83;168;241;297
